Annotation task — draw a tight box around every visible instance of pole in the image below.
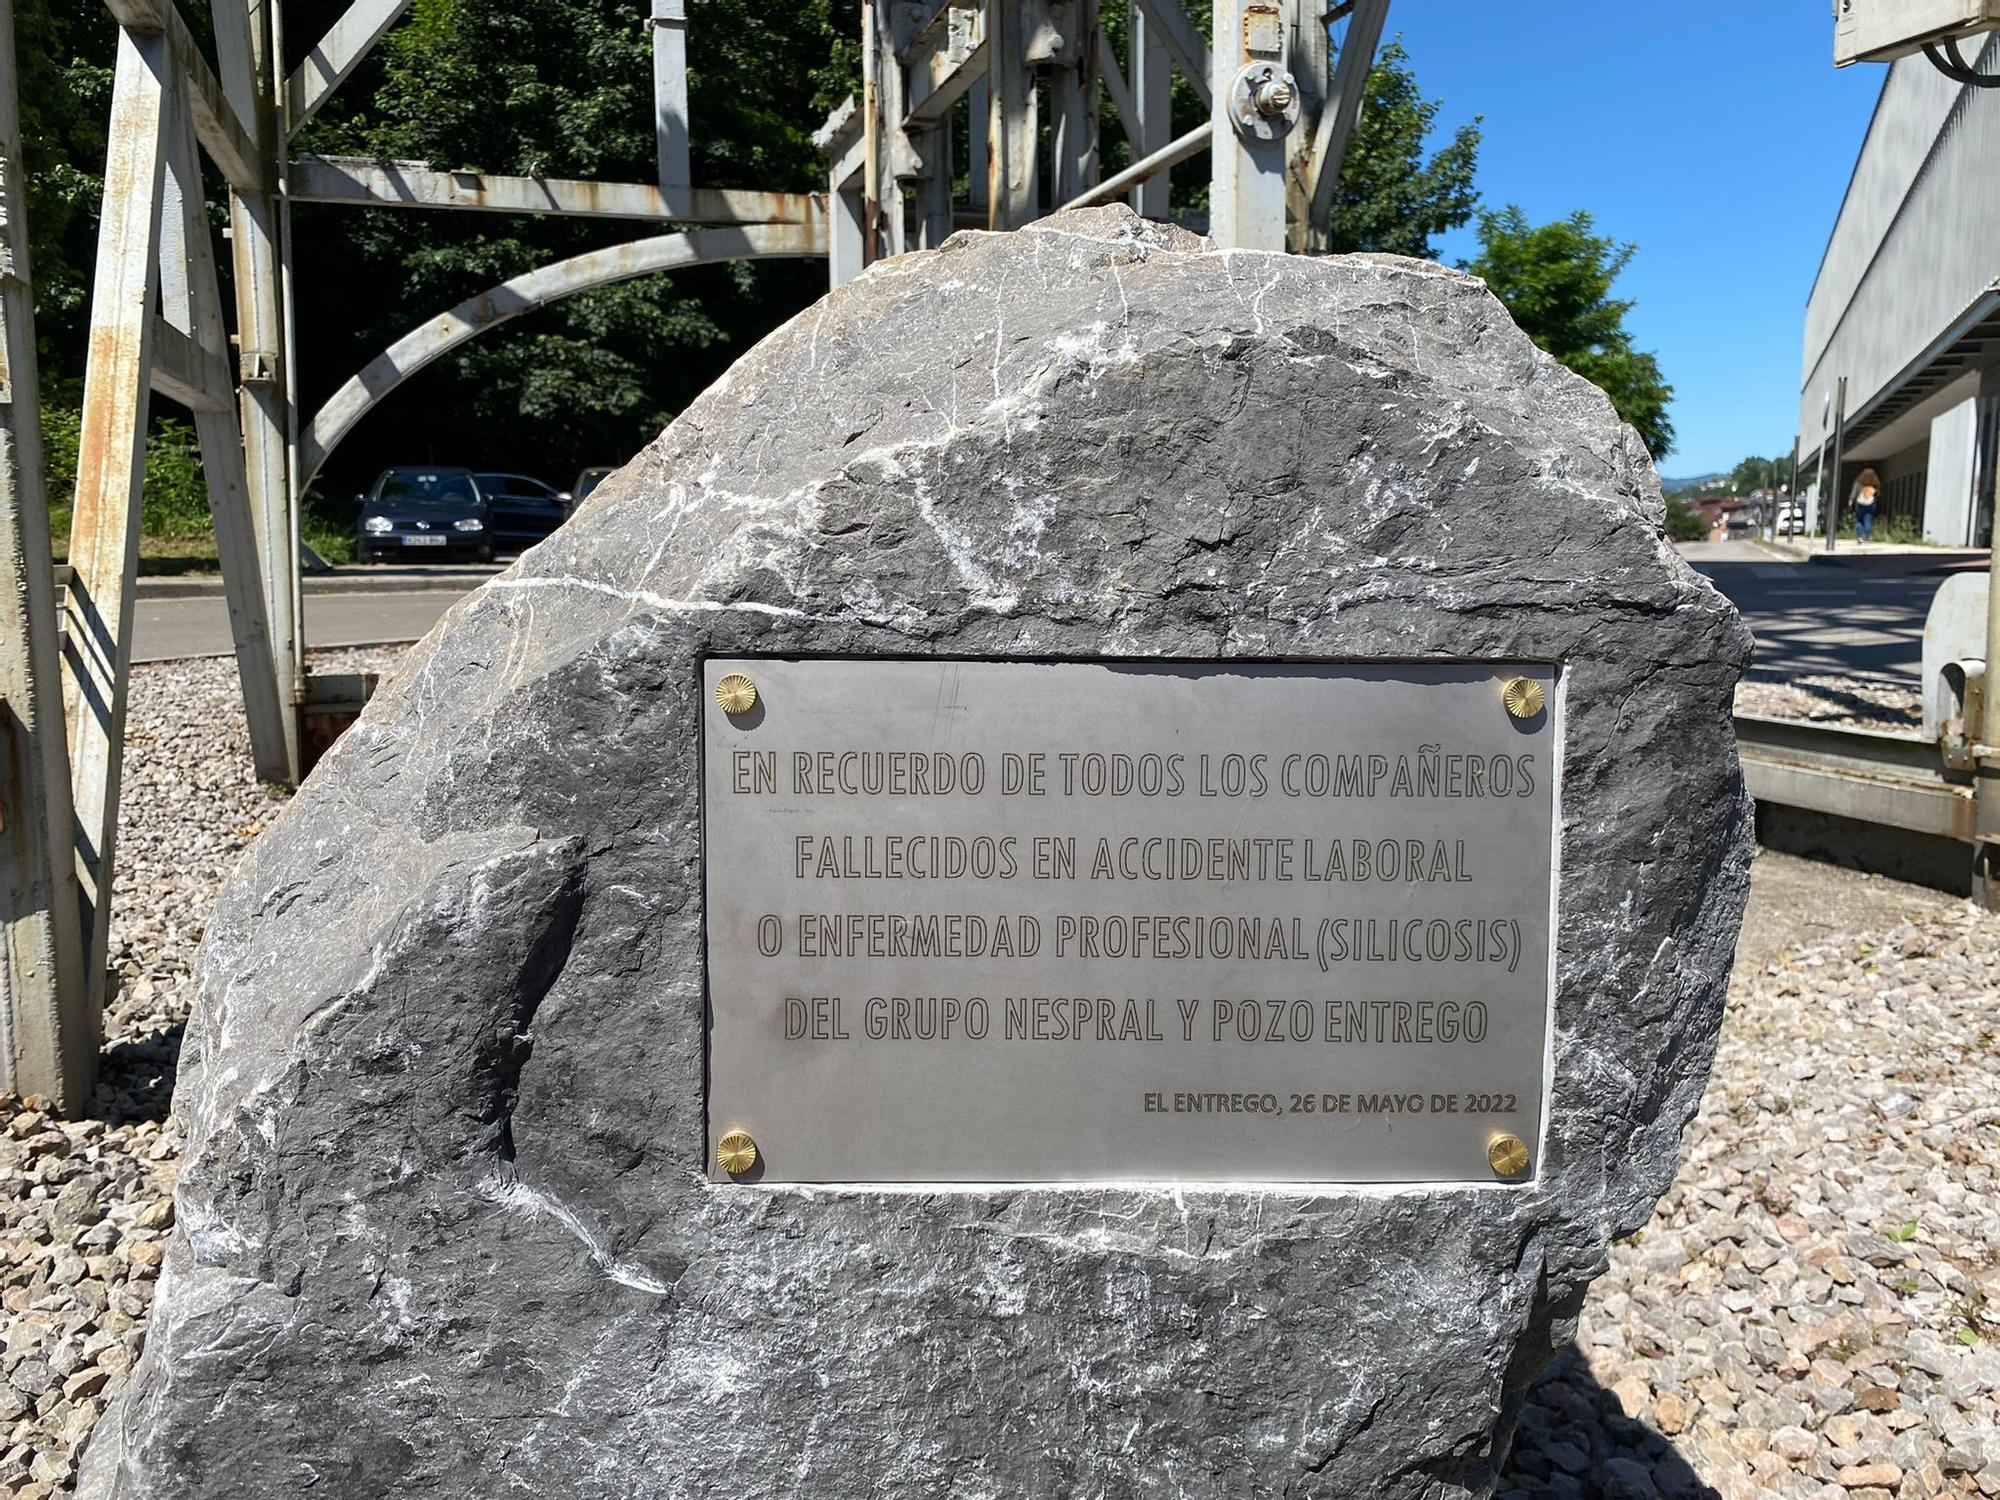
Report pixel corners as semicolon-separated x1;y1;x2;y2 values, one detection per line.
1826;375;1847;554
0;0;90;1107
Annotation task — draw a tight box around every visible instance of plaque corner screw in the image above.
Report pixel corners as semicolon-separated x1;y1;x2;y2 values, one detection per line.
717;1129;759;1176
1487;1131;1531;1179
1501;676;1545;722
715;673;758;716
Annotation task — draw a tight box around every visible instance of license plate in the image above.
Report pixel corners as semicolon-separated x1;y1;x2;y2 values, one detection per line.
401;535;447;546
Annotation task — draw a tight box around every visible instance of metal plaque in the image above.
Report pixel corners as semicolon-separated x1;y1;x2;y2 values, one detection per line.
702;658;1559;1185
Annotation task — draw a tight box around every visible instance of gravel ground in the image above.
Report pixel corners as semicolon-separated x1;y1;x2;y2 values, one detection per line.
1499;902;2000;1500
3;651;1996;1498
1735;674;1924;734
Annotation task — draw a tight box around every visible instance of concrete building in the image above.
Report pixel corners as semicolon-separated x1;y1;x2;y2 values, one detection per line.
1799;32;2000;547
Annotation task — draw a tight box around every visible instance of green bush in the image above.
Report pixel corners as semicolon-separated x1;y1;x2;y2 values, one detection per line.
40;404;212;544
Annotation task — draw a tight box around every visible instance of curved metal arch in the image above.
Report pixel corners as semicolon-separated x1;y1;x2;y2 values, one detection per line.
298;222;828;491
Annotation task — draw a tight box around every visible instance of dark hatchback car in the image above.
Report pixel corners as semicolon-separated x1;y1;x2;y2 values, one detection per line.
357;467;493;563
474;471;569;553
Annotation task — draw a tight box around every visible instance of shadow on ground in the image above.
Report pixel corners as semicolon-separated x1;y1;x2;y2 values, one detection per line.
93;1021;184;1127
1500;1344;1717;1500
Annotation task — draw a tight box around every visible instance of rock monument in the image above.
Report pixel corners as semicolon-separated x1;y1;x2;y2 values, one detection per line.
82;206;1750;1498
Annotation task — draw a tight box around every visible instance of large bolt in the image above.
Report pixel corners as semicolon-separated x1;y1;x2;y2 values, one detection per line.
1254;73;1295;117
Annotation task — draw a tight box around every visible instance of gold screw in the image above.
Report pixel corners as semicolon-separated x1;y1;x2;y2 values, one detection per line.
1487;1132;1531;1179
715;673;758;716
1501;676;1545;721
716;1129;759;1176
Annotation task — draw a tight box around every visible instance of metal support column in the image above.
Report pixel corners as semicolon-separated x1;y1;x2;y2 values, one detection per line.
158;68;287;778
986;0;1038;229
0;0;90;1108
1209;0;1291;250
1052;0;1100;207
65;24;169;1030
1128;1;1172;218
1826;375;1847;553
1304;0;1386;251
652;0;690;197
214;0;300;783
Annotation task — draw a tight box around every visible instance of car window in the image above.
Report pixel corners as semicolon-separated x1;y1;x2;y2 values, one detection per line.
378;471;478;507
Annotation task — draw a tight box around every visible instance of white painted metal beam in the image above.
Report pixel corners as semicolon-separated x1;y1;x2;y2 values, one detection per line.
289;155;830;228
0;0;90;1109
64;24;168;1041
158;83;290;782
146;320;232;413
903;4;988;129
985;0;1037;228
1306;0;1388;248
1132;0;1211;106
102;0;264;191
299;224;828;490
1128;1;1172;217
214;0;303;785
284;0;413;137
651;0;690;193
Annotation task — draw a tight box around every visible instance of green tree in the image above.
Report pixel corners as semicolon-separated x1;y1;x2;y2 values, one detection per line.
1322;40;1481;258
1729;453;1794;494
284;0;854;492
1466;206;1675;458
12;0;114;399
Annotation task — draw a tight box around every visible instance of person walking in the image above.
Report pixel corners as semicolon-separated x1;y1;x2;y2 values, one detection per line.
1850;467;1881;543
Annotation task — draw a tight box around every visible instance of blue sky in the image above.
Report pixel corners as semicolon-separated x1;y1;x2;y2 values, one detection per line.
1379;3;1885;476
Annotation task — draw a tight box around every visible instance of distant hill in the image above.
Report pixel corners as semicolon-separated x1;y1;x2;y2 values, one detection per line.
1659;471;1725;494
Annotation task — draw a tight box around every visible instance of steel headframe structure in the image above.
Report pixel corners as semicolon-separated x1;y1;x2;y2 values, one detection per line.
818;0;1390;275
0;0;1385;1109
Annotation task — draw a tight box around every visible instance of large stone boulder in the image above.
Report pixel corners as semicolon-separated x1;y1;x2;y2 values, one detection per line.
83;206;1749;1498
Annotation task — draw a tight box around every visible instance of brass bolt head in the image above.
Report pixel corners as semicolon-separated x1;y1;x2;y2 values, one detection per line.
715;673;758;716
1501;676;1545;721
1487;1131;1531;1178
716;1129;759;1176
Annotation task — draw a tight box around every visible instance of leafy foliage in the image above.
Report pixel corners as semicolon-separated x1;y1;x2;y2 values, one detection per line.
12;0;113;401
1322;41;1481;258
1466;206;1675;458
1730;453;1795;493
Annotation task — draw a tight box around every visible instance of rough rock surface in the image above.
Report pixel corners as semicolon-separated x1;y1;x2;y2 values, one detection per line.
80;207;1751;1498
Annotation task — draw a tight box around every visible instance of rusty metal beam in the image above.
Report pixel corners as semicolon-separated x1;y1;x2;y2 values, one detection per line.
102;0;264;192
284;0;413;137
0;0;90;1109
299;223;827;491
288;155;829;228
65;23;168;1042
1735;715;1978;843
903;4;988;129
985;0;1037;228
158;79;289;782
214;0;304;785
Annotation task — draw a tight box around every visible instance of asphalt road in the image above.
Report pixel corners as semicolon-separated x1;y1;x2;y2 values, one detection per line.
130;543;1976;680
1680;539;1975;683
133;587;462;663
